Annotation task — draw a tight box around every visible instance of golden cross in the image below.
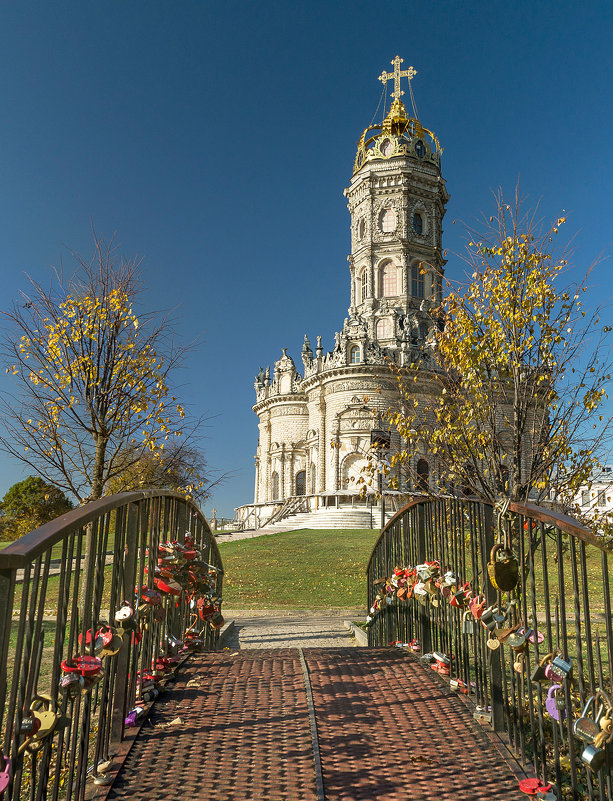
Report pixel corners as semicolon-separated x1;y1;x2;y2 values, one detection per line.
378;55;417;101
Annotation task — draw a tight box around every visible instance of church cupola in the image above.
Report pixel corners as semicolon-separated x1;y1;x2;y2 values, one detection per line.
344;56;448;357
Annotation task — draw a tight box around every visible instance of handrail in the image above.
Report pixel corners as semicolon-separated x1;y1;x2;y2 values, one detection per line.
0;489;224;801
365;496;613;800
0;489;222;568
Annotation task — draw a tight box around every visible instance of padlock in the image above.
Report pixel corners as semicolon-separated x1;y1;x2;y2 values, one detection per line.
78;629;105;655
450;583;471;609
513;652;524;674
210;611;225;630
60;672;84;697
506;629;527;651
548;655;572;681
581;742;606;771
487;543;519;592
469;593;486;620
442;570;458;587
545;685;566;722
531;653;554;683
480;606;497;631
19;717;39;736
62;655;102;678
0;752;10;793
574;695;605;743
461;610;474;635
124;707;145;728
486;632;500;650
581;697;613;770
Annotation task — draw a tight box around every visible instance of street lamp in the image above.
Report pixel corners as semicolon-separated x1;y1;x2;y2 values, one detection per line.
370;427;391;530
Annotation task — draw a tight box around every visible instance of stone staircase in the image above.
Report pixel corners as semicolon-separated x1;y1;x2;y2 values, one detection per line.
261;505;394;531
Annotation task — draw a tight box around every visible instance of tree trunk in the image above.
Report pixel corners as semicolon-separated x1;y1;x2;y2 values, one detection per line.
90;435;107;501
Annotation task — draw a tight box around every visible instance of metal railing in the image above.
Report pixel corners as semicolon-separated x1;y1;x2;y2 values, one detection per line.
366;497;613;801
0;490;223;801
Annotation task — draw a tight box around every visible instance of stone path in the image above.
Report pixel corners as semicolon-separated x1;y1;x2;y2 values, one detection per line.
222;612;361;650
106;648;525;801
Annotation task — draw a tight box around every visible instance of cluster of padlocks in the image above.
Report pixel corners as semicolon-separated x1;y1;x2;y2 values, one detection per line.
368;556;613;780
13;533;223;770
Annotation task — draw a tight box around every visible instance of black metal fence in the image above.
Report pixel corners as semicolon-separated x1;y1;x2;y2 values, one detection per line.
366;497;613;801
0;490;223;801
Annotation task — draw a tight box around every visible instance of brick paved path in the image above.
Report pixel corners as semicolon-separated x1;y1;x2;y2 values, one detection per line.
106;648;524;801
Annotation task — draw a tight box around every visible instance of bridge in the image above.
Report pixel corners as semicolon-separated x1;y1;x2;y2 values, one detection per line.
0;490;611;800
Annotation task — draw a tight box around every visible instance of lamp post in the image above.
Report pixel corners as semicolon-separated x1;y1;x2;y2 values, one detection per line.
370;427;391;530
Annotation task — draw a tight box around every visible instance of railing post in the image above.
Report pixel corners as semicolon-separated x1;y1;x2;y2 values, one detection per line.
484;504;505;732
110;502;139;748
0;568;15;746
416;503;431;655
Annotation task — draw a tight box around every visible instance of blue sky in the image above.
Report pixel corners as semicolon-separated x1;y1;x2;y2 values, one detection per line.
0;1;612;518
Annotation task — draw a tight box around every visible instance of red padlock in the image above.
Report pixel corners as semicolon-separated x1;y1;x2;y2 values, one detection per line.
61;655;102;677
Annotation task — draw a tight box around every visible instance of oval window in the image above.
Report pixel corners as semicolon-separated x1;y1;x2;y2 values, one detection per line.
380;138;393;157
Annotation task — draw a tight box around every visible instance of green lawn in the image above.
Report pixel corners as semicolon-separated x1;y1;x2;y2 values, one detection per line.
218;528;379;610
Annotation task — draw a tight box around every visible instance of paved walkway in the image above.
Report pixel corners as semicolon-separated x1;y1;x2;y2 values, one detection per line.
223;612;362;649
106;648;524;801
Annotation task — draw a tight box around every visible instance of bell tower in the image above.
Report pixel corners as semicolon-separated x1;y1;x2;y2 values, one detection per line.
344;56;448;351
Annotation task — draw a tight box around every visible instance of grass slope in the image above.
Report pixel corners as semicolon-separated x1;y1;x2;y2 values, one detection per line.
217;528;380;610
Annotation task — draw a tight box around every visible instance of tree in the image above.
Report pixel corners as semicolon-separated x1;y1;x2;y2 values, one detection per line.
0;476;73;541
105;441;214;504
384;192;612;521
1;235;202;502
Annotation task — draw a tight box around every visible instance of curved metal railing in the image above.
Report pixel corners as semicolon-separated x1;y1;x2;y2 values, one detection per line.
0;490;223;800
366;496;613;801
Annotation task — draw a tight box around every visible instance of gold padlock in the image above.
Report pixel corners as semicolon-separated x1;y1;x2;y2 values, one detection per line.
487;543;519;592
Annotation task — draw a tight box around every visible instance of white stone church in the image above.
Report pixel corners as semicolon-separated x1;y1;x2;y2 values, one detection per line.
236;58;447;530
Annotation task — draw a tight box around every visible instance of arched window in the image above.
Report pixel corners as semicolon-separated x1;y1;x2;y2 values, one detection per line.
357;218;365;240
419;321;429;341
376;318;392;340
295;470;306;496
379;207;396;233
378;261;398;297
411;265;424;298
415;140;425;158
359;268;368;302
416;459;429;492
413;213;423;235
271;471;280;500
349;346;361;364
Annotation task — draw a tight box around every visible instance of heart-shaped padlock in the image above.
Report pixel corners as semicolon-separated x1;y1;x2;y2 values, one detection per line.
0;753;10;793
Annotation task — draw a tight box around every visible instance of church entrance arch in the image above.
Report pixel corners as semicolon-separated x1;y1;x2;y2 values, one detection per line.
295;470;306;496
341;453;368;491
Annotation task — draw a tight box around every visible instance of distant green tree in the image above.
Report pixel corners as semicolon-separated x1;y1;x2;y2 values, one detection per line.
0;476;73;541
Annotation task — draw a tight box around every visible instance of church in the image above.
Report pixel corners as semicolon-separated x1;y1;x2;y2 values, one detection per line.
236;58;448;530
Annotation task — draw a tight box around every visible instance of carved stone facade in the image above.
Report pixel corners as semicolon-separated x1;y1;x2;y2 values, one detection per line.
248;67;449;510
